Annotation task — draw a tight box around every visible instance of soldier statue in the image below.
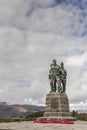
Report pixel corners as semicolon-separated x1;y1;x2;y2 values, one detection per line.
49;60;67;93
60;62;67;93
49;59;61;92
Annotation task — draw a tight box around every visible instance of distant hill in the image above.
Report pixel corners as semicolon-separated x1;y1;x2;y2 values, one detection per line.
0;102;45;119
77;110;87;113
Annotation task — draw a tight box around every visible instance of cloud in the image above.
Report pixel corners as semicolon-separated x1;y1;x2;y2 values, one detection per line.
66;52;87;67
0;0;87;110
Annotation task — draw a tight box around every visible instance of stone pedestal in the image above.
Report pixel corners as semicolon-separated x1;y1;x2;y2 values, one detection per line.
43;92;75;121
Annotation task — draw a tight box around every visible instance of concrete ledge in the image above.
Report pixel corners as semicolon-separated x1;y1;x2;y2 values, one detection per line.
38;116;76;121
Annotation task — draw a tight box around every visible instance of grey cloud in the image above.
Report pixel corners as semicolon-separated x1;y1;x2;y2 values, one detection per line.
0;0;86;37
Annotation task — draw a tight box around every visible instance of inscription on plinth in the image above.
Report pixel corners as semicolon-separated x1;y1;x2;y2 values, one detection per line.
51;98;59;109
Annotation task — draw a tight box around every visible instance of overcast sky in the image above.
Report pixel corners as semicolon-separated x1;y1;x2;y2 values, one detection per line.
0;0;87;110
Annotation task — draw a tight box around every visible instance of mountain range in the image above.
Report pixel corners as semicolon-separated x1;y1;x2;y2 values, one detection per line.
0;102;45;119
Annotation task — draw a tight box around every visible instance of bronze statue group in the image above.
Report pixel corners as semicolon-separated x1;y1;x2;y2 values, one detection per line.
49;59;67;93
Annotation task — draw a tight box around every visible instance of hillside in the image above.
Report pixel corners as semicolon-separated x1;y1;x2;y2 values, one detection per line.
0;102;45;119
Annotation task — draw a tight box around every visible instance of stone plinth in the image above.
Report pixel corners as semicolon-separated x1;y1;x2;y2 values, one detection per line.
43;92;75;121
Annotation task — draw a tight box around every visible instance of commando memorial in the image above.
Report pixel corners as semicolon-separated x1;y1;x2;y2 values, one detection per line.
35;59;76;123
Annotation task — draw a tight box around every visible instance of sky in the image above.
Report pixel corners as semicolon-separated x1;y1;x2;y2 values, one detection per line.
0;0;87;110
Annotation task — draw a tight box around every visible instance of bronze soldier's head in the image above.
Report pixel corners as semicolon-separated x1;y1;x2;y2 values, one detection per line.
52;59;56;65
60;62;64;67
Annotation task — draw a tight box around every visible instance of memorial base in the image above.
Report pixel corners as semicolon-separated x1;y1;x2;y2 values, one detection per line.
37;116;75;121
38;92;76;122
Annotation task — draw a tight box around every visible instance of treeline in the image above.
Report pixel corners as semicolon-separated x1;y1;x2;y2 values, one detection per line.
71;110;87;121
25;111;44;121
0;111;44;122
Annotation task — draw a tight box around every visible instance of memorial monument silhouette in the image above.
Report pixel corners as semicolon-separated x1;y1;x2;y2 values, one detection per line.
36;59;75;122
